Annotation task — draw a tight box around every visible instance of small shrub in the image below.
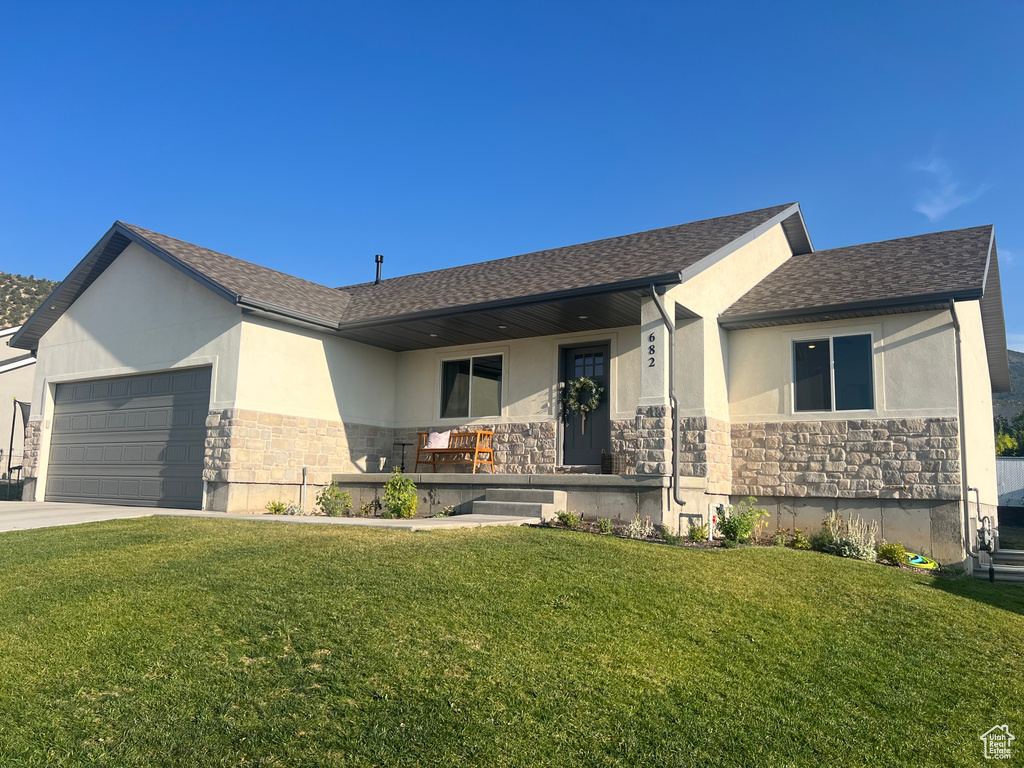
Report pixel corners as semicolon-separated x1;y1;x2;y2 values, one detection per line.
660;525;684;545
877;542;910;566
721;539;739;549
382;468;417;518
625;514;655;540
284;504;305;516
316;483;352;517
687;523;709;542
597;517;613;534
938;563;966;578
359;497;382;517
434;505;457;518
265;500;289;515
808;526;834;552
788;528;810;549
717;497;769;543
557;510;582;529
772;529;788;547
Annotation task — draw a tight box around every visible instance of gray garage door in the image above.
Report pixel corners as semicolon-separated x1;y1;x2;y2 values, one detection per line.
44;368;211;509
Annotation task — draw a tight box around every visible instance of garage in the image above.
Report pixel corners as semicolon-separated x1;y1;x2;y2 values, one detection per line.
44;368;211;509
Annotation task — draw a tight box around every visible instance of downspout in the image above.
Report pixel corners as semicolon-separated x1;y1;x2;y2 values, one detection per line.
949;300;977;563
649;284;685;508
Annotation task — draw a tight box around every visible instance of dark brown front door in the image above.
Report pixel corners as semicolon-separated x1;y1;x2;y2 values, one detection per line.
561;343;610;465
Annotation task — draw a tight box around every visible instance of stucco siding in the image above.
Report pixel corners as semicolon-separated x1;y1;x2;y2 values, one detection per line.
0;361;34;472
235;317;397;427
668;223;794;421
728;310;958;422
957;300;998;506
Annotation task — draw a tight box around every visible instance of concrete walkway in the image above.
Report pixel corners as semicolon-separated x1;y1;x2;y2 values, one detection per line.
156;510;540;531
0;501;539;533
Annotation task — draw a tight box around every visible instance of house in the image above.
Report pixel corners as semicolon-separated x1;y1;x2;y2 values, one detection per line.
0;325;36;479
9;202;1008;564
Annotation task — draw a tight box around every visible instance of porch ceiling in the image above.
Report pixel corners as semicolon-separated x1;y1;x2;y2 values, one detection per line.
326;288;646;351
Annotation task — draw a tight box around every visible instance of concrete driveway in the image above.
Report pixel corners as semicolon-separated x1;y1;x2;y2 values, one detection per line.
0;501;164;532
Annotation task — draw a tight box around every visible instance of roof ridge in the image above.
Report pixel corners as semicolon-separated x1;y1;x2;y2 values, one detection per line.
334;203;795;293
809;224;994;256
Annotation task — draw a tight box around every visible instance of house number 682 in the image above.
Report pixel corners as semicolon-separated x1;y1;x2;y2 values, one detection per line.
648;332;656;367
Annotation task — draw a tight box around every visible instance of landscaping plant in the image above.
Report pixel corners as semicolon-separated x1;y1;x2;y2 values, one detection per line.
812;511;880;562
359;497;382;517
789;528;811;550
625;514;655;540
716;497;769;543
556;511;583;529
265;500;288;515
597;517;613;534
687;522;710;542
877;541;910;567
316;482;352;517
382;468;417;518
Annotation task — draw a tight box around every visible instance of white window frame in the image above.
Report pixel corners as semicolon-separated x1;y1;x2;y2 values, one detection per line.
438;352;505;421
791;332;875;414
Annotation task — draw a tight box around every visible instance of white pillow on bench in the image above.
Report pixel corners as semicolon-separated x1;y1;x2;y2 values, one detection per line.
425;430;451;449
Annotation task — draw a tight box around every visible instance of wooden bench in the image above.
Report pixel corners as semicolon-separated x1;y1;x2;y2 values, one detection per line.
415;430;494;474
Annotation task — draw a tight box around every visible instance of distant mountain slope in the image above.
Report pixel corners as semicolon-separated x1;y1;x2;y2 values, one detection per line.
993;349;1024;419
0;271;57;329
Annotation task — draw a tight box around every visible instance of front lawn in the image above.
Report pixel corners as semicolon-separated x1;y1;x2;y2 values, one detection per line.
0;519;1021;767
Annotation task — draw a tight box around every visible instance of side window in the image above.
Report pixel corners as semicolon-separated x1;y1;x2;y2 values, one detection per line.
793;334;873;412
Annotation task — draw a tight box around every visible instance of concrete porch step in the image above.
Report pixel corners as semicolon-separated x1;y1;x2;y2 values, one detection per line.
473;500;548;517
992;549;1024;566
973;559;1024;584
473;488;567;521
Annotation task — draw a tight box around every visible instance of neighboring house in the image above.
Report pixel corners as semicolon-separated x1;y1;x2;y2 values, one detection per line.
0;325;36;478
10;203;1009;564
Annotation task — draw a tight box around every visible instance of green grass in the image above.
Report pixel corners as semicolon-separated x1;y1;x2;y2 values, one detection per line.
0;520;1021;767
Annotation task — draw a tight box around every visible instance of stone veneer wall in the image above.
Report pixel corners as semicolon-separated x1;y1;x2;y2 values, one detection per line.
393;422;556;473
731;417;961;500
21;420;42;478
204;409;394;486
679;416;732;495
630;406;671;475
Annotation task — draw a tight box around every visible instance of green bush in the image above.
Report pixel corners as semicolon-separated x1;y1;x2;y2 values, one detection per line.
687;523;709;542
789;529;811;550
659;525;684;545
597;517;613;534
877;542;910;566
772;530;788;547
382;468;417;519
721;539;740;549
717;497;769;543
808;526;834;552
316;483;352;517
265;500;289;515
557;510;582;529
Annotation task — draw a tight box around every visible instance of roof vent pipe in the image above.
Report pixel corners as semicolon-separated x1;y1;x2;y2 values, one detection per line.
374;254;384;285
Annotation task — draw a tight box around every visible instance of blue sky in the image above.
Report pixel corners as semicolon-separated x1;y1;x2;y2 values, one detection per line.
2;2;1022;346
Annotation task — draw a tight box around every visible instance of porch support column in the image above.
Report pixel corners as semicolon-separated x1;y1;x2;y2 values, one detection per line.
636;295;671;475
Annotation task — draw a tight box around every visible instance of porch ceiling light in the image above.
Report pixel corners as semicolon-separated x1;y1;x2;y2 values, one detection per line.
429;333;438;337
578;315;588;320
498;325;507;329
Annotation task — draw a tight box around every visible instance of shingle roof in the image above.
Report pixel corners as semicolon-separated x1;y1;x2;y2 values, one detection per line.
119;223;352;323
334;203;798;322
721;225;993;324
